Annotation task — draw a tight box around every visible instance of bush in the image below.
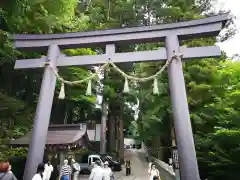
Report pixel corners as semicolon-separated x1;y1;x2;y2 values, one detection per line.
0;147;28;161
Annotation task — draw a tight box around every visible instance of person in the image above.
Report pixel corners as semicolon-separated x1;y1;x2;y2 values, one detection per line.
148;161;153;178
148;163;160;180
89;160;104;180
71;159;80;180
44;161;53;180
0;161;17;180
59;160;71;180
32;163;45;180
125;160;131;176
102;161;113;180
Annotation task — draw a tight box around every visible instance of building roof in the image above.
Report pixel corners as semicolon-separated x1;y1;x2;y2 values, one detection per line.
10;124;88;145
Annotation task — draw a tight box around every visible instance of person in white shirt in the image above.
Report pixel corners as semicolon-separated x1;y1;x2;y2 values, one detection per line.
32;163;45;180
44;161;53;180
89;160;104;180
71;159;80;180
102;161;113;180
148;163;160;180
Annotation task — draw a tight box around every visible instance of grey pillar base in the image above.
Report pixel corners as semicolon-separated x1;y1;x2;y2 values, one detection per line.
165;35;200;180
23;44;60;180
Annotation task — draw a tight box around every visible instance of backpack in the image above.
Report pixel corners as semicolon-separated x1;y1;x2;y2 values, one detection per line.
72;163;80;173
0;173;6;180
0;173;14;180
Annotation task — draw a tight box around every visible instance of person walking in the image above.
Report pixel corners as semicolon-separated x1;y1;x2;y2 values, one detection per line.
32;163;45;180
0;161;17;180
125;160;131;176
148;163;160;180
44;161;53;180
59;160;71;180
102;161;113;180
71;159;80;180
89;160;104;180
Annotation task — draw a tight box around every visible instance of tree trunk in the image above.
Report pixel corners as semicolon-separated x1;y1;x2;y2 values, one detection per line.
119;116;124;164
112;113;116;155
51;100;65;124
100;100;107;154
115;117;119;155
101;70;108;154
157;135;163;160
63;103;69;124
107;104;116;154
153;136;158;158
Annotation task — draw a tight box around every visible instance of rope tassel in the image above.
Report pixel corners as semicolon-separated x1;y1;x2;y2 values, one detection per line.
123;78;130;93
58;83;65;99
86;80;92;96
153;78;159;95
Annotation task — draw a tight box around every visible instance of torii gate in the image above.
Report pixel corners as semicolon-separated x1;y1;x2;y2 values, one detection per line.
13;14;228;180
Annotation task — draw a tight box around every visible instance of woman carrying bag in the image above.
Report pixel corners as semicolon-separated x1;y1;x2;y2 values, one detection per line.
0;161;17;180
148;163;161;180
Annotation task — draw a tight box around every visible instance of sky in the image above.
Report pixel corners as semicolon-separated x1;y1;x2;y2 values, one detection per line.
214;0;240;57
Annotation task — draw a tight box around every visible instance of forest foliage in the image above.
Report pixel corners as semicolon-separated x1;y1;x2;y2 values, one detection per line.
0;0;240;179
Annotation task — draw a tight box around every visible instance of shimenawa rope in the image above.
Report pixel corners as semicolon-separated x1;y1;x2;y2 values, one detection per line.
42;53;183;99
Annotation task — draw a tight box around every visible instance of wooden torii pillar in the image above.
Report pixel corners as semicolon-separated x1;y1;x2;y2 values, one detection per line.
13;14;228;180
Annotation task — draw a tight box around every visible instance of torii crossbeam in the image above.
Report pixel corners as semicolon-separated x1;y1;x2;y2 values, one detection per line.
13;14;229;180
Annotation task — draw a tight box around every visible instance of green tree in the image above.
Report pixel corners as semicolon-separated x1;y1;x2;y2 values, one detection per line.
0;0;97;139
1;0;240;179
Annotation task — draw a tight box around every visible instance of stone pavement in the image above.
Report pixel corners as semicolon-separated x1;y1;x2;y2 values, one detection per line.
78;170;124;180
78;150;149;180
120;149;149;180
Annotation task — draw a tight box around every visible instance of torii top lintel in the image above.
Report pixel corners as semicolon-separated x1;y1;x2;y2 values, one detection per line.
13;14;229;51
